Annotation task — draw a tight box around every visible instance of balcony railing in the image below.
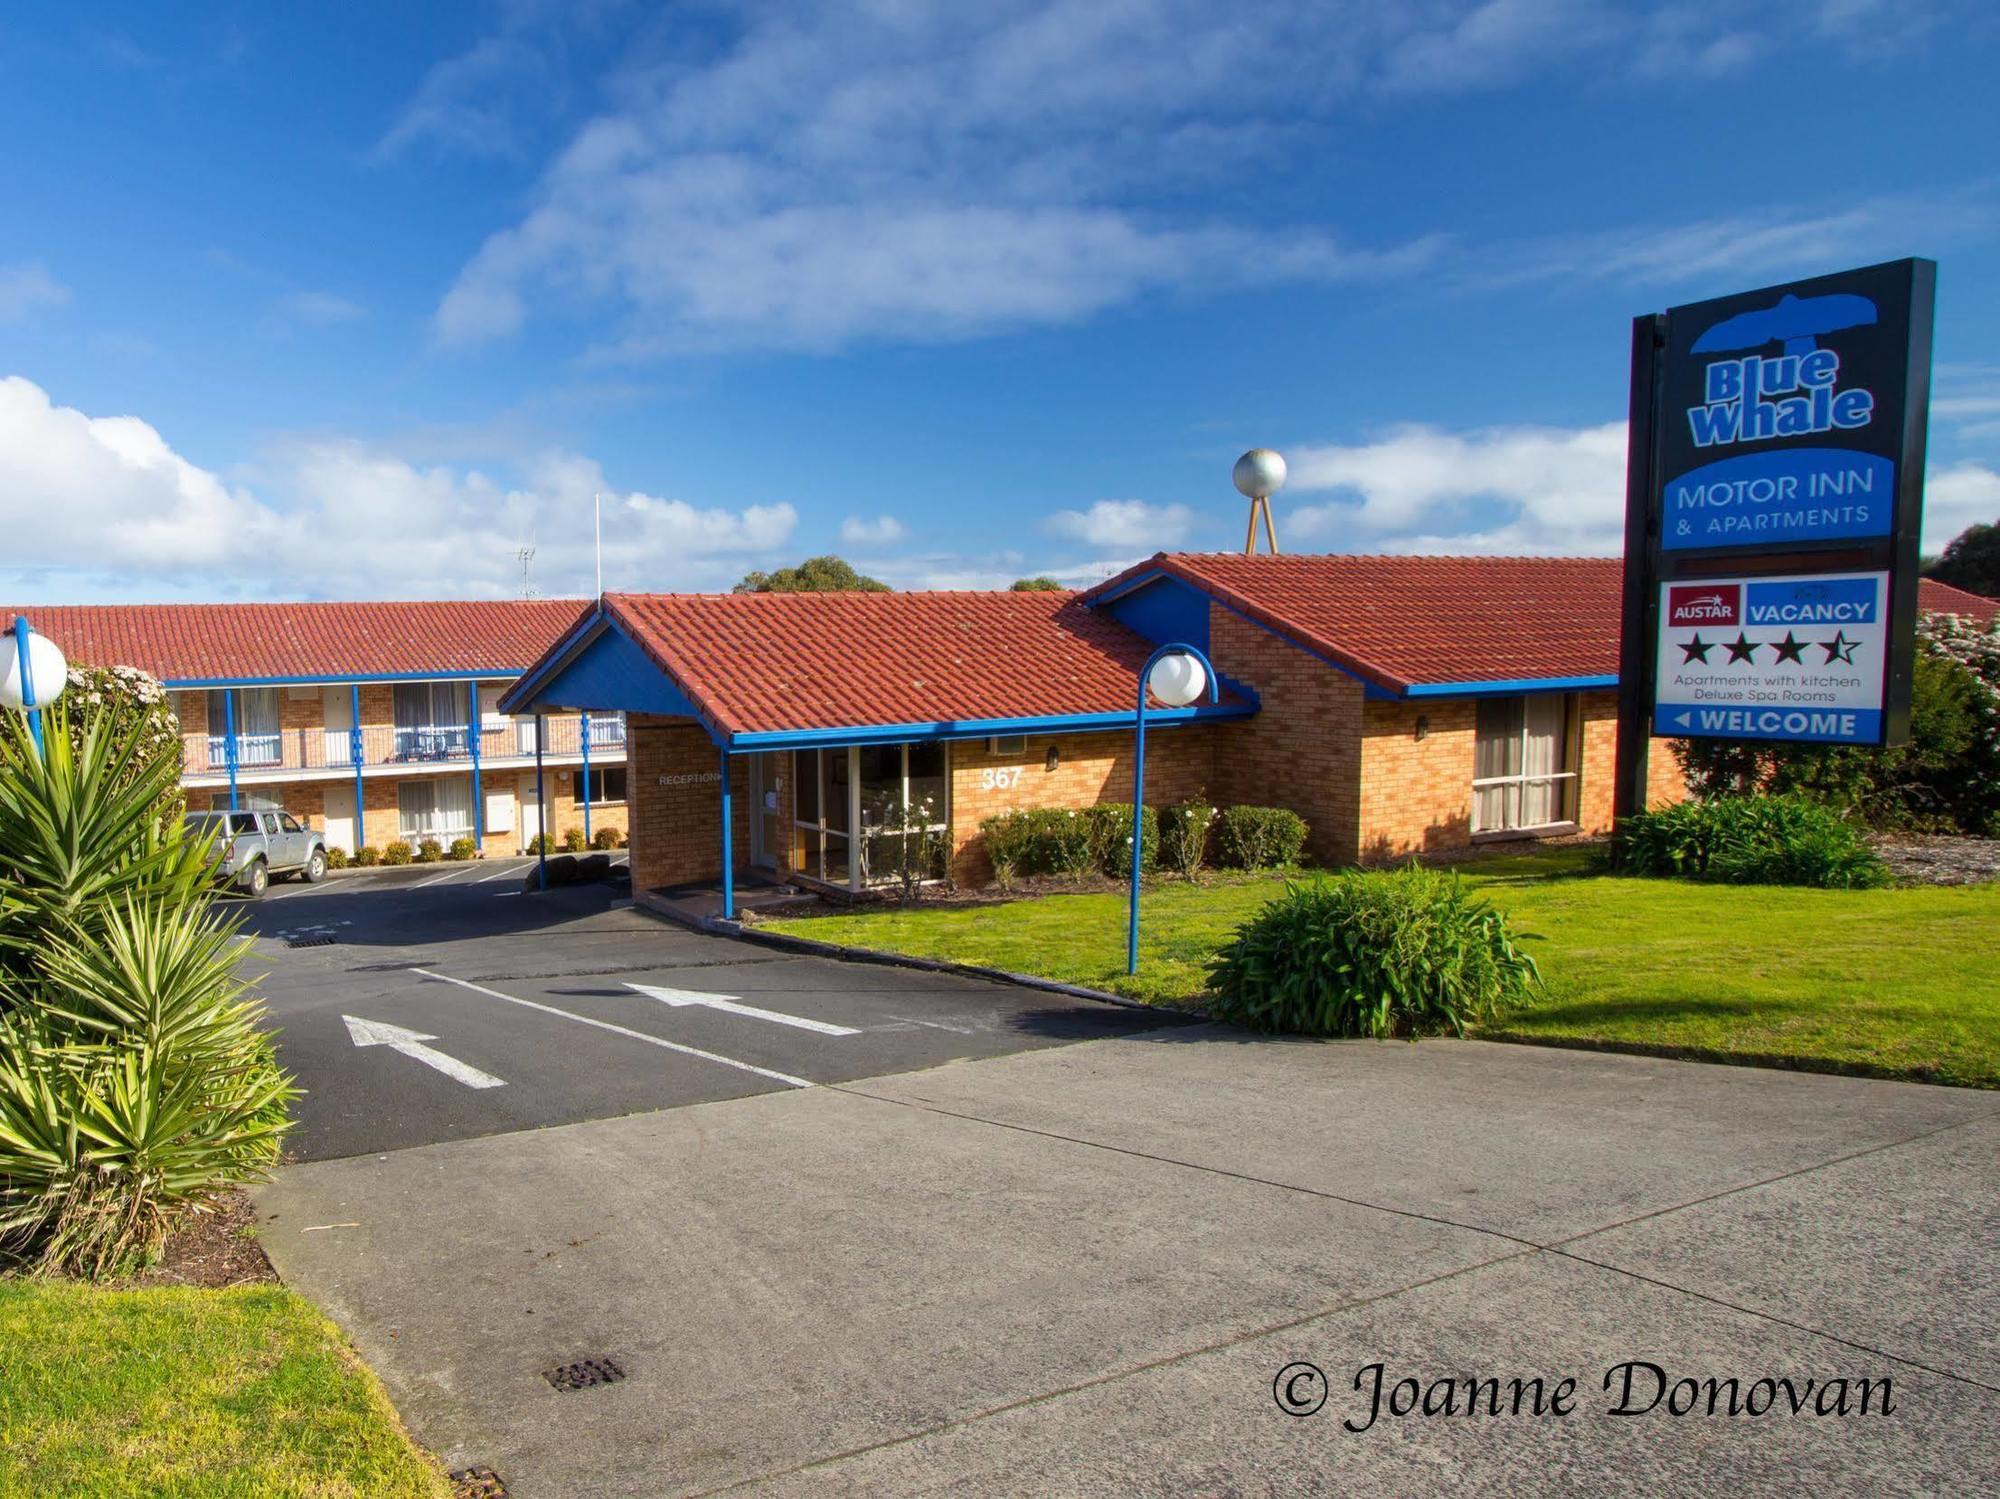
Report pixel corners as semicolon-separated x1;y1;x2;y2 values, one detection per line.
181;712;627;779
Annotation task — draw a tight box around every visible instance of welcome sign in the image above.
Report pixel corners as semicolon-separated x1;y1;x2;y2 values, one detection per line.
1653;572;1889;744
1656;260;1931;554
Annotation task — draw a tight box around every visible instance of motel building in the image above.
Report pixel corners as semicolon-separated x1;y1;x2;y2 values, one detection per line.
499;550;1993;915
11;600;630;856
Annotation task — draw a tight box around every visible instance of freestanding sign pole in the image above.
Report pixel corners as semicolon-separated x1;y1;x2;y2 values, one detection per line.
1615;258;1935;821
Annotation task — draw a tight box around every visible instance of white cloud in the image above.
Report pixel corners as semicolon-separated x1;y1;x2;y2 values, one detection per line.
1046;499;1197;551
0;263;69;323
1287;422;1630;554
0;375;796;598
273;290;365;328
839;514;907;545
1925;463;2000;552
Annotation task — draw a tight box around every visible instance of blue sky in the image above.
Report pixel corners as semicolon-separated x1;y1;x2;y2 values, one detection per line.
3;0;1998;602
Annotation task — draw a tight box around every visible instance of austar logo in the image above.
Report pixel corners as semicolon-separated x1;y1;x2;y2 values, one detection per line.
1668;585;1739;627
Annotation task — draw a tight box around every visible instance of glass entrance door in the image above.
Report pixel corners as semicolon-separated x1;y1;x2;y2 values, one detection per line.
751;754;782;870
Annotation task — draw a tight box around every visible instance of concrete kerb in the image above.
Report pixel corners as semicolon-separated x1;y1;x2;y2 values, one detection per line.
631;887;1198;1019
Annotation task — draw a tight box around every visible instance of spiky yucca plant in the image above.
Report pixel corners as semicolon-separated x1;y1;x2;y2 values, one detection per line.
0;704;296;1276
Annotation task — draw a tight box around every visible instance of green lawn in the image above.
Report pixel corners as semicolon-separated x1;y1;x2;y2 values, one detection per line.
0;1280;450;1498
763;849;2000;1087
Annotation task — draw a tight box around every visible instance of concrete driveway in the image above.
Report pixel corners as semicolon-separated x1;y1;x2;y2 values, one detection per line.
253;885;2000;1496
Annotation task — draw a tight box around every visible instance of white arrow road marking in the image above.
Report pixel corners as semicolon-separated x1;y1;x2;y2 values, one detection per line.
410;969;812;1088
624;982;860;1036
342;1015;506;1090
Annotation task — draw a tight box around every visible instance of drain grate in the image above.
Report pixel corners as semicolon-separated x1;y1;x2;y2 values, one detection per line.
543;1357;625;1392
449;1468;508;1498
285;933;338;948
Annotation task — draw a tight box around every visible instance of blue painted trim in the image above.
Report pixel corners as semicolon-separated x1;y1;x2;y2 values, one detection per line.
468;681;484;852
164;668;522;690
1130;644;1221;976
580;711;592;843
350;684;364;852
493;607;606;715
727;702;1251;752
1403;674;1617;699
533;715;547;891
10;616;47;759
719;748;734;920
1085;566;1172;607
224;688;239;812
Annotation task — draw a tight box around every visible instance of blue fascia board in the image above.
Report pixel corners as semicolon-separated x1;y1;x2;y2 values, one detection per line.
500;610;730;746
494;607;606;714
727;702;1254;752
165;668;524;690
1402;674;1618;699
1084;566;1171;607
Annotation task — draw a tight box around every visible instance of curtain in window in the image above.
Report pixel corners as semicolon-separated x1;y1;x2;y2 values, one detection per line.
1473;698;1523;831
398;777;474;839
208;689;280;765
393;683;468;760
1519;696;1567;827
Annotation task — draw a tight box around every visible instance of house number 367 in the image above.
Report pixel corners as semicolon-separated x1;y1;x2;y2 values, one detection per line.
980;767;1022;791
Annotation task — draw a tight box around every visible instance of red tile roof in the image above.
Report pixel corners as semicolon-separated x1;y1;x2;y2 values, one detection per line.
597;589;1232;737
6;600;588;685
1089;555;1999;695
1919;577;1999;623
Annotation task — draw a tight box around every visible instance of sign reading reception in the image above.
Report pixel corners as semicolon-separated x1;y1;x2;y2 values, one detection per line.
1657;260;1931;553
1653;572;1889;744
1614;259;1934;809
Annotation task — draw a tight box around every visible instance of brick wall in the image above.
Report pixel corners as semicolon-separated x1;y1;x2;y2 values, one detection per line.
1356;698;1478;861
1204;603;1367;866
946;727;1215;887
627;715;739;891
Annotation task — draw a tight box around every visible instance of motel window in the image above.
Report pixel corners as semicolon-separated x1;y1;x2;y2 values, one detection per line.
578;766;627;805
1472;695;1578;834
206;688;281;766
393;682;470;761
792;744;950;891
398;776;475;842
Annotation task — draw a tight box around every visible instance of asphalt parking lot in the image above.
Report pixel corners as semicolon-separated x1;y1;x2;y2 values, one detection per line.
236;861;1186;1162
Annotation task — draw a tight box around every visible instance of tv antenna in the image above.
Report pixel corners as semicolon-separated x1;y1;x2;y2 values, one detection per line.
516;543;538;599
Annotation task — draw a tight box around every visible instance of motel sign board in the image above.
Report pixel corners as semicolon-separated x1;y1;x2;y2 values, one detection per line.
1613;259;1935;813
1653;571;1890;743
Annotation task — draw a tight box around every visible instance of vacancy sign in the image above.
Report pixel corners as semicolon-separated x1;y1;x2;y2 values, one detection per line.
1653;571;1889;744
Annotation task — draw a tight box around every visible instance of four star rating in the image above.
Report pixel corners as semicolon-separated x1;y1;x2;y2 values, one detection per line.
1679;630;1862;666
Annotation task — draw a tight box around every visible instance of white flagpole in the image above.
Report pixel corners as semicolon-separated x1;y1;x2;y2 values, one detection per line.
594;491;603;598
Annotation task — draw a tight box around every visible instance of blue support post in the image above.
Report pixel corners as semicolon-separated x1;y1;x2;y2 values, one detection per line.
719;746;734;920
224;688;240;813
468;681;484;852
534;714;548;891
1128;644;1221;975
10;616;46;759
349;684;364;854
580;711;593;844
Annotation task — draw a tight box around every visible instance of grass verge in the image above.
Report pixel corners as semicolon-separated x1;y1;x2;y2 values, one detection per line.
0;1279;451;1498
762;847;2000;1087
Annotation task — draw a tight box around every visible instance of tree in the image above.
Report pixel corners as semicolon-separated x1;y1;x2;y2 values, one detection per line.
734;555;889;594
1923;520;2000;599
1009;577;1066;592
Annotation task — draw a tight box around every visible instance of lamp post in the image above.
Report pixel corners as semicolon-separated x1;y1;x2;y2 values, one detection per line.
1129;643;1220;974
2;615;67;759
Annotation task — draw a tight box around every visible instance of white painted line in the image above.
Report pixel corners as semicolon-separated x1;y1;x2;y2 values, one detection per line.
882;1014;979;1036
343;1014;506;1090
407;866;472;889
475;861;526;883
411;969;812;1088
625;981;860;1037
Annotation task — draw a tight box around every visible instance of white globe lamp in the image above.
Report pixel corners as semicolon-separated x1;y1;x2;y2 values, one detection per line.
0;625;66;712
1232;448;1287;500
1147;651;1207;709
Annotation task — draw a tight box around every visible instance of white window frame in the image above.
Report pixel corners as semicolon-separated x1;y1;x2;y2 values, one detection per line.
397;776;475;843
1471;693;1580;835
791;744;952;892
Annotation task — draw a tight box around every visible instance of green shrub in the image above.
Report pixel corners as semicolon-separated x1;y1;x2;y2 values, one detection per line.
1206;865;1540;1038
355;846;381;867
979;812;1035;890
0;704;296;1276
526;833;553;855
1215;806;1309;870
1081;804;1159;880
1158;801;1215;880
561;826;587;852
382;841;413;866
993;808;1092;879
414;838;443;864
324;845;349;870
1613;795;1889;889
448;837;476;862
591;825;623;850
55;663;186;835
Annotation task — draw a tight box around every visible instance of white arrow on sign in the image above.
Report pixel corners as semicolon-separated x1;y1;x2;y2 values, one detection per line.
1673;710;1693;728
343;1014;506;1089
624;982;859;1037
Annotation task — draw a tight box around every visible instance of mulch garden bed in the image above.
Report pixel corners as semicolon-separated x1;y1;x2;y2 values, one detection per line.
120;1188;276;1290
1870;833;2000;887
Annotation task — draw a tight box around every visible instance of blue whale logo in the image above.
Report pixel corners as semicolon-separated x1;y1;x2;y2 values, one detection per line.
1691;291;1878;358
